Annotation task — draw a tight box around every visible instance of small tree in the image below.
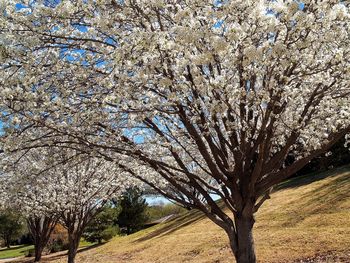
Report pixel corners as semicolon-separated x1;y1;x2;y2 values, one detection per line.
1;148;133;263
0;209;22;248
47;224;69;253
83;204;120;244
116;187;149;235
48;153;131;263
1;149;60;262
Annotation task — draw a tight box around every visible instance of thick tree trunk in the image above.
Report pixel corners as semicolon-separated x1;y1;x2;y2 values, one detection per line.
27;216;57;263
34;243;44;262
231;215;256;263
67;234;80;263
67;242;78;263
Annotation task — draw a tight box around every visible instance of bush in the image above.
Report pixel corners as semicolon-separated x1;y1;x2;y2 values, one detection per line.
83;205;120;244
100;226;120;242
46;224;69;253
19;233;33;245
49;238;70;253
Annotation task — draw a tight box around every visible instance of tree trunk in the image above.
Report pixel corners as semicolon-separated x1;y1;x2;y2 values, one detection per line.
5;236;10;248
232;215;256;263
67;234;80;263
67;242;78;263
27;216;58;263
34;237;46;262
34;244;44;262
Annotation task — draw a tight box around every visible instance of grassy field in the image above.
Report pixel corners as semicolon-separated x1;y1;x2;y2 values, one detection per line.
0;245;34;260
0;239;94;261
9;166;350;263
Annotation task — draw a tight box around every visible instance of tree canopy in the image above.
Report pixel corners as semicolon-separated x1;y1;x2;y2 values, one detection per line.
0;1;349;262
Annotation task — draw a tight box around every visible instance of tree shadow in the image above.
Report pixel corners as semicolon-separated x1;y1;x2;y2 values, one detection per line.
300;173;349;211
276;165;350;191
136;167;350;244
76;243;104;254
0;245;30;252
15;243;104;263
277;171;350;227
134;209;206;243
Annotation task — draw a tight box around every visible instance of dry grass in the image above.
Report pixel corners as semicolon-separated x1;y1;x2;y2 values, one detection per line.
16;167;350;263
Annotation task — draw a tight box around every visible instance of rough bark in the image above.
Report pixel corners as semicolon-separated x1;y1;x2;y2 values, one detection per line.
27;216;57;263
34;244;44;262
62;206;103;263
232;214;256;263
67;233;81;263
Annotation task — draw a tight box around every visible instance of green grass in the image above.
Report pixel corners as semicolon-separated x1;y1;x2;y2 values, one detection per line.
0;239;93;260
79;239;95;248
0;245;34;259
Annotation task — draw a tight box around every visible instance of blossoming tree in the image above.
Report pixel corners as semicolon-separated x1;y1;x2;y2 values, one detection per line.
1;169;59;262
1;1;350;262
52;156;130;263
1;148;71;262
1;148;132;263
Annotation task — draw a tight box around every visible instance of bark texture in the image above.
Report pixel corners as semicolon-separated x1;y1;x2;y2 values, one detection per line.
234;215;256;263
67;234;80;263
27;216;57;263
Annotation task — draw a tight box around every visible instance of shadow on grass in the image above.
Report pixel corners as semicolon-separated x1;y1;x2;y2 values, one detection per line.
0;245;30;252
275;170;350;227
17;243;104;263
137;166;350;241
77;243;104;254
134;209;206;243
276;165;350;191
300;173;349;211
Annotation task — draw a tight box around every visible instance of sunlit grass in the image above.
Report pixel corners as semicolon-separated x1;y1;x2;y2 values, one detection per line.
10;166;350;262
0;245;34;259
0;239;94;260
78;239;95;248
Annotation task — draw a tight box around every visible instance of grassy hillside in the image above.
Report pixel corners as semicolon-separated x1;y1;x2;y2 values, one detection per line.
14;166;350;263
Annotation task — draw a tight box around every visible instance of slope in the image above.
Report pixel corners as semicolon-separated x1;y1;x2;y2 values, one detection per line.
18;166;350;263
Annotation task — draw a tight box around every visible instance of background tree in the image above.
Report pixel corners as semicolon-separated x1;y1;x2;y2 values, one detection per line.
1;1;350;263
0;209;23;248
1;149;61;262
115;187;149;235
49;154;132;263
1;148;134;263
82;204;120;244
26;216;58;262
